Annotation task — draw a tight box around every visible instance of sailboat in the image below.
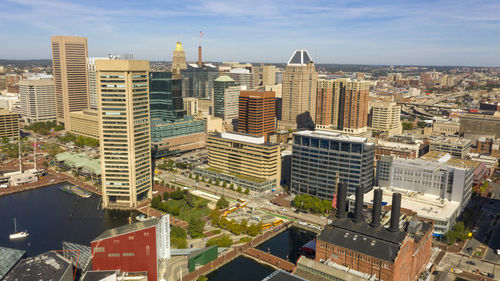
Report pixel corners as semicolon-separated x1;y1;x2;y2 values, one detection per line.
9;218;28;239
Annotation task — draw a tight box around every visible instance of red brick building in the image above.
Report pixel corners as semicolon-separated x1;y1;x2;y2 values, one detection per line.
316;184;433;281
238;91;275;141
91;216;171;281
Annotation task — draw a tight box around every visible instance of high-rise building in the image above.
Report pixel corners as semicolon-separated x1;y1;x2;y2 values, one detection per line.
183;97;199;116
149;72;185;122
315;79;342;126
87;57;111;110
213;75;237;120
238;91;275;140
19;76;56;123
338;79;369;130
182;63;218;99
281;50;318;130
226;68;255;90
96;60;152;209
291;130;375;198
51;36;89;130
369;102;402;136
172;42;187;78
0;109;19;139
69;109;99;139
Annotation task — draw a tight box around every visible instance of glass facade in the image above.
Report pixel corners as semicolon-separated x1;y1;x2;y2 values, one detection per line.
149;72;185;122
181;65;219;99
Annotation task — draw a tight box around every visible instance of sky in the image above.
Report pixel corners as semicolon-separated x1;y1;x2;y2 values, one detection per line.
1;0;500;66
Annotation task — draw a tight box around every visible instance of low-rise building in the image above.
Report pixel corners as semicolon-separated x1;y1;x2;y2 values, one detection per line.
3;251;73;281
69;109;99;139
429;136;471;158
460;113;500;139
431;119;460;137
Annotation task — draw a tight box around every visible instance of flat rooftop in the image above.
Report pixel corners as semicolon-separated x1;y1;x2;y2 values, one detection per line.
0;247;26;280
262;270;308;281
3;251;72;281
93;218;159;242
294;130;372;144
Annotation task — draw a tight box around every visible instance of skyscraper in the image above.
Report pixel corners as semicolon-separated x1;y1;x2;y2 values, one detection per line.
369;102;402;136
338;80;369;130
96;60;152;209
87;57;112;110
149;72;185;122
213;75;237;120
51;36;89;130
19;75;56;123
315;79;342;126
172;42;187;78
238;91;276;141
281;50;318;130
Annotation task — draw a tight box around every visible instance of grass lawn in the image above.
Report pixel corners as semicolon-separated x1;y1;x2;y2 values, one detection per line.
163;195;211;222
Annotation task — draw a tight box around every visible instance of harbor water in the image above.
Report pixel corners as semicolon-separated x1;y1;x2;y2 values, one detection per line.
0;183;131;256
206;256;275;281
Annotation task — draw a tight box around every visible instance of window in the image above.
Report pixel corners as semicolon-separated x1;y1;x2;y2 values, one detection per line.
129;236;134;240
94;247;105;253
108;253;120;257
144;232;150;236
123;252;135;257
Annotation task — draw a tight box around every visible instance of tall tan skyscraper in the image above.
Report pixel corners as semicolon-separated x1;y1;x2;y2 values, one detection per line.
51;36;89;130
281;50;317;129
96;60;152;209
172;41;187;78
370;101;402;136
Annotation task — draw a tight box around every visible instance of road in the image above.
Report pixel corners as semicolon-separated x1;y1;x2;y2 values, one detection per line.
160;256;188;281
438;252;499;278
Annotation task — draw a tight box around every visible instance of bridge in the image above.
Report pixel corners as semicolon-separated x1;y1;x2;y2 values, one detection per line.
243;247;295;272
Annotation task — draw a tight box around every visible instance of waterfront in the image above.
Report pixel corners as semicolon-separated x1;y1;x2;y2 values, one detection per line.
205;256;275;281
256;226;316;263
0;183;131;256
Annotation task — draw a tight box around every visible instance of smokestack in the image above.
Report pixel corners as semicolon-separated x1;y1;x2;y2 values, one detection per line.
198;45;202;66
371;188;382;227
335;182;347;219
353;185;364;223
390;193;402;232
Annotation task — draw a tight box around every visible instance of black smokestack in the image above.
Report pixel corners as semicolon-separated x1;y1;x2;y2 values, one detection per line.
353;185;364;223
390;193;402;232
371;188;382;227
335;182;347;219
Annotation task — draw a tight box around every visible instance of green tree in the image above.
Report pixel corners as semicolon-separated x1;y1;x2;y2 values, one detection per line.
215;179;220;185
188;217;205;239
247;224;260;236
171;237;187;248
42;161;49;168
197;276;208;281
171;225;187;239
206;234;232;247
170;190;184;200
195;174;199;181
229;183;234;189
216;196;229;209
402;122;413;131
244;188;250;194
222;181;227;188
237;186;242;193
189;173;193;179
163;192;170;201
151;195;162;208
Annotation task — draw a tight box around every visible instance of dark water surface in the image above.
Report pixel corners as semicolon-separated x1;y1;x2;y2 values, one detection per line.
206;256;275;281
0;183;131;256
256;226;316;263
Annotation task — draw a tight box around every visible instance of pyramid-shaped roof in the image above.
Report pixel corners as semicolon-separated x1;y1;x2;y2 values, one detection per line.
287;50;313;66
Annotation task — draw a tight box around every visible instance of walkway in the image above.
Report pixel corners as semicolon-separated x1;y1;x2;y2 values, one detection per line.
243;247;295;272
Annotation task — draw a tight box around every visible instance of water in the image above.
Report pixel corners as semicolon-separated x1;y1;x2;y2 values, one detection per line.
206;256;275;281
0;183;132;256
256;226;316;263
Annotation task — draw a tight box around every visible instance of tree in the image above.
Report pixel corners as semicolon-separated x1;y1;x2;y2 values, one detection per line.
206;234;232;247
42;161;49;168
151;195;162;209
195;174;199;181
237;186;242;193
209;209;221;225
244;188;250;194
188;217;205;239
216;196;229;209
170;190;184;200
215;179;220;186
229;183;234;189
189;173;193;179
402;122;413;131
247;224;260;236
171;237;187;248
222;181;227;188
163;192;170;201
171;225;187;239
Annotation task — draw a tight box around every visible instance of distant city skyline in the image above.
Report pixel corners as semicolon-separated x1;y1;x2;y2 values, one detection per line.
1;0;500;66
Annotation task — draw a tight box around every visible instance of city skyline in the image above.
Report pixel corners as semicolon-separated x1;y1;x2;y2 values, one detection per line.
1;0;500;66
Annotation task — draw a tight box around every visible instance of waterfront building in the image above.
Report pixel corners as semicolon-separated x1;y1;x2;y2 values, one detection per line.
0;247;26;280
172;41;187;78
51;36;89;130
316;184;433;281
91;215;170;281
3;251;73;281
149;72;185;122
431;119;460;136
238;90;275;141
460;113;500;140
87;57;113;110
428;136;471;158
291;130;375;198
281;50;318;130
0;109;19;139
227;68;255;90
150;116;206;158
213;75;238;122
181;63;218;99
183;97;199;116
68;109;99;139
377;153;473;210
96;60;152;209
369;102;402;136
18;76;56;123
55;151;101;184
195;132;281;191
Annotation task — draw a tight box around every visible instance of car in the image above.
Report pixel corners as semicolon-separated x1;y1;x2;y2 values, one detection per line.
465;261;476;265
487;273;495;278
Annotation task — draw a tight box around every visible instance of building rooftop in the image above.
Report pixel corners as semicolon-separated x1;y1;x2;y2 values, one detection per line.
295;256;375;281
294;130;372;145
93;218;159;242
421;151;480;169
429;136;472;145
3;251;72;281
287;50;313;66
214;75;235;82
262;270;308;281
0;247;25;280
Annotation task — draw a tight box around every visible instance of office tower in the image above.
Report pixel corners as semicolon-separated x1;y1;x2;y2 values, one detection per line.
183;97;199;116
377;154;473;210
172;42;187;78
213;75;237;120
281;50;318;130
69;109;99;139
317;185;432;281
149;72;185;122
369;102;402;136
96;60;152;209
87;57;111;110
0;109;20;139
291;130;374;198
262;65;276;86
195;132;281;191
226;68;255;90
338;80;369;130
51;36;89;130
19;75;56;123
238;91;275;140
315;79;342;126
182;64;218;99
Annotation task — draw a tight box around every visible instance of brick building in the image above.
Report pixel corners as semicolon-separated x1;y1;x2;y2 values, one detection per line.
91;215;170;281
316;183;433;281
238;90;276;141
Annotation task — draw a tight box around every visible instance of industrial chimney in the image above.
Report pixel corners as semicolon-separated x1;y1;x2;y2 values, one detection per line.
371;188;382;227
198;45;202;67
390;193;402;232
335;182;347;219
353;185;364;223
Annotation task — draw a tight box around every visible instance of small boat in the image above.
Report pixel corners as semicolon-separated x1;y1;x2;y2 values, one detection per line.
10;218;28;239
59;185;91;198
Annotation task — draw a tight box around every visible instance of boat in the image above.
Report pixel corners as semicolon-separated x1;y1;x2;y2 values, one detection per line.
59;185;91;198
298;240;316;254
10;218;28;239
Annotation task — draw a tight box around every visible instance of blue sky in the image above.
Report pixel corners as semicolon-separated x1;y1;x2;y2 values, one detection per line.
1;0;500;66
